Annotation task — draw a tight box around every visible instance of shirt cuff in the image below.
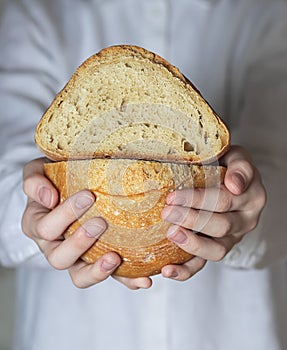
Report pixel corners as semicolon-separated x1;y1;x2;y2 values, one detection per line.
222;226;266;269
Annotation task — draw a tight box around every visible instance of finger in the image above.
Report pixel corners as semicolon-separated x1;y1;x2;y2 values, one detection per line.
40;217;107;270
166;226;237;261
163;204;248;237
221;145;254;195
165;179;261;214
23;158;59;209
166;186;235;213
167;174;259;212
161;256;206;281
25;190;95;241
224;160;254;195
68;252;122;289
113;276;153;290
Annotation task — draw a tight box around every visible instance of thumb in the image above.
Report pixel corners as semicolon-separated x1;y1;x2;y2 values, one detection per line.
221;146;254;196
23;158;59;209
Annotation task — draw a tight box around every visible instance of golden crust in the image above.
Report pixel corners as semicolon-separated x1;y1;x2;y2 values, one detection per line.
44;159;226;277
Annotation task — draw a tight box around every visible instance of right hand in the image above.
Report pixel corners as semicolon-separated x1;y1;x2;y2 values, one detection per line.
21;158;152;290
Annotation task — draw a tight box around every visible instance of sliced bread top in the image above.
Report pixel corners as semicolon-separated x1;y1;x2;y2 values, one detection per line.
35;45;230;164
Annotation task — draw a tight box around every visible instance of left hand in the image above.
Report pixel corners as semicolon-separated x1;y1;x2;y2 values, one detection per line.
22;158;153;290
160;145;266;281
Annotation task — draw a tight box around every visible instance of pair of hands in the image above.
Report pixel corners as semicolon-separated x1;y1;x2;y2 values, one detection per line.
21;146;266;290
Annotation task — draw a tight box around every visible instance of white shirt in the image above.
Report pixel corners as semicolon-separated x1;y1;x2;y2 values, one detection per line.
0;0;287;349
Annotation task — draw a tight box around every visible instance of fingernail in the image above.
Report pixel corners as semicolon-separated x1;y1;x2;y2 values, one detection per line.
163;267;179;279
169;271;179;279
167;227;187;244
101;258;118;272
75;194;94;209
84;221;106;238
39;187;52;207
231;173;246;193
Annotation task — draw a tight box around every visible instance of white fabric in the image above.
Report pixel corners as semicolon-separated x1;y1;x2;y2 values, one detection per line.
0;0;287;349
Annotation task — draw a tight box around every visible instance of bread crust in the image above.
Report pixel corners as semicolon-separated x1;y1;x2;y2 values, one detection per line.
44;159;226;277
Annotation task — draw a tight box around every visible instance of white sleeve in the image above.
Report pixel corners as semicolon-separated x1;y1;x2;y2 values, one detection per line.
0;0;68;267
223;3;287;269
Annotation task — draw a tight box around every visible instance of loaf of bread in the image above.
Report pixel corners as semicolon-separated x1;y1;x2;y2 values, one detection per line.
44;159;226;277
35;45;229;164
35;45;230;277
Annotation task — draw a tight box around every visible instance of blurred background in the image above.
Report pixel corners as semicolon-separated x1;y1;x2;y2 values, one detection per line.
0;266;15;350
0;0;15;346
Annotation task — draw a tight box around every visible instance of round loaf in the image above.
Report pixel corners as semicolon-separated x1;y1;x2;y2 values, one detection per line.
44;159;226;277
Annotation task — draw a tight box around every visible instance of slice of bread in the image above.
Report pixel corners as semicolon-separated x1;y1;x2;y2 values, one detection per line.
44;159;226;277
35;45;230;164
